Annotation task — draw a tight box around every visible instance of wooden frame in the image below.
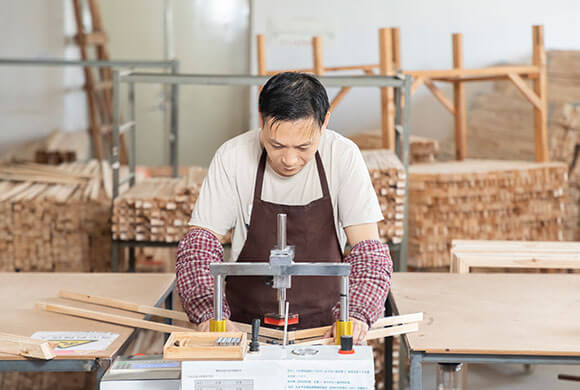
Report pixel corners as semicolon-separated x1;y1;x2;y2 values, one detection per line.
450;240;580;274
256;25;548;162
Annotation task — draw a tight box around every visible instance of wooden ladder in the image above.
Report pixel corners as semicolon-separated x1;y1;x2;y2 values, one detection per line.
71;0;128;163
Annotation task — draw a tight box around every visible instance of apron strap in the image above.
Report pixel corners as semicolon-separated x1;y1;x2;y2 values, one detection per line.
314;151;331;198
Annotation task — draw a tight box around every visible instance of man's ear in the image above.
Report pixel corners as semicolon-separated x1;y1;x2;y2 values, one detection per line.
258;112;264;129
321;111;331;131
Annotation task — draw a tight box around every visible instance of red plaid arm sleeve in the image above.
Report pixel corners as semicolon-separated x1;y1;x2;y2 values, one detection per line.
332;239;393;327
176;228;231;324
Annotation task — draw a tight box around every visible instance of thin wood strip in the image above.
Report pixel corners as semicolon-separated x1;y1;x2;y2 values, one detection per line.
329;87;352;112
403;65;541;79
410;76;425;96
0;332;56;360
58;290;190;322
295;323;419;346
37;302;192;333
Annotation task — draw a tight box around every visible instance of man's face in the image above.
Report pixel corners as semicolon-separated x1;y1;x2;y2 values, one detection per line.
259;114;329;177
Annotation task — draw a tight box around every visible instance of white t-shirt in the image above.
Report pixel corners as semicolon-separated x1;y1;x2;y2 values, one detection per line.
189;129;383;261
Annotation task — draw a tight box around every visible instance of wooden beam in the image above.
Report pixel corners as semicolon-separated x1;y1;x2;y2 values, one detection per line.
0;332;55;360
532;25;549;162
453;33;467;161
329;87;352;112
312;36;324;75
372;312;423;329
37;302;192;333
404;65;540;79
325;64;379;72
410;76;425;96
379;28;395;150
58;290;190;322
424;79;455;115
506;73;542;110
433;74;538;83
391;27;401;70
256;34;267;76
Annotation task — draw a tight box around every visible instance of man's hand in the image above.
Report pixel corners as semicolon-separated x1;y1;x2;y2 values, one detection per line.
323;318;369;345
197;319;240;332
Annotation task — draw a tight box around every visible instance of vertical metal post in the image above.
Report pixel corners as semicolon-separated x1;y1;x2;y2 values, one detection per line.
111;69;121;272
164;290;173;343
277;213;287;249
340;276;349;322
400;75;411;273
394;79;402;161
214;275;223;321
170;60;179;177
128;71;136;187
409;351;423;390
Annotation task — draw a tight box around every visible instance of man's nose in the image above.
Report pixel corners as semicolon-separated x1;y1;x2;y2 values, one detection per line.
281;150;298;166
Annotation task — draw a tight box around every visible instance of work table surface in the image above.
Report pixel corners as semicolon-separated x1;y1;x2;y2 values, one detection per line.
0;273;175;360
390;272;580;356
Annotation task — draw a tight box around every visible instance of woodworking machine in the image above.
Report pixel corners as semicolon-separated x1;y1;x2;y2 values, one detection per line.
209;213;353;344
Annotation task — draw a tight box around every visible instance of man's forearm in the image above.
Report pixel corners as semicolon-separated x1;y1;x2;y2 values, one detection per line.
176;228;231;324
332;239;393;327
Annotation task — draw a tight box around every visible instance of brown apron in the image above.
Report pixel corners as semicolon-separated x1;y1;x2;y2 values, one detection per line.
226;149;344;329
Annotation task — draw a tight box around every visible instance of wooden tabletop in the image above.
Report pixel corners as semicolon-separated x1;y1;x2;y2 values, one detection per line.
0;273;175;360
390;272;580;356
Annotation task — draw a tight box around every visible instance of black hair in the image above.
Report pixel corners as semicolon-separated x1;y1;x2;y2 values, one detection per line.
259;72;329;129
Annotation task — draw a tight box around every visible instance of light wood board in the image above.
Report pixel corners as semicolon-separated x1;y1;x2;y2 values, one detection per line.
390;272;580;356
0;273;174;360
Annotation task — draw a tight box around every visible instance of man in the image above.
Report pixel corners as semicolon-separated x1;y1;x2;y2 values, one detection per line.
176;72;392;344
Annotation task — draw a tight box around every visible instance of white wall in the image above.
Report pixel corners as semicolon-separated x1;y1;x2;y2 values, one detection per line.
0;1;66;156
250;0;580;143
100;0;250;167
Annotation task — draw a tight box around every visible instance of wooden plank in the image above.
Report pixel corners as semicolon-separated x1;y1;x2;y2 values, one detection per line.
403;65;540;79
452;33;467;161
0;332;55;360
256;34;267;76
532;25;550;162
329;87;351;112
295;323;419;346
410;76;425;96
312;36;324;75
37;302;191;334
379;28;395;150
58;290;190;322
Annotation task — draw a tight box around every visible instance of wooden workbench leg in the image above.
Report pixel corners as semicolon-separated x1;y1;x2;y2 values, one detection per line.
379;28;395;150
532;25;549;162
312;36;324;76
452;33;467;161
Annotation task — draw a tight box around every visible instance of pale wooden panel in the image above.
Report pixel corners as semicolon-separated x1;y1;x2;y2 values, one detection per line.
390;272;580;355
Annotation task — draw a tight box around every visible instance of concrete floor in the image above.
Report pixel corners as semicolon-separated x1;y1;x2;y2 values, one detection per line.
415;363;580;389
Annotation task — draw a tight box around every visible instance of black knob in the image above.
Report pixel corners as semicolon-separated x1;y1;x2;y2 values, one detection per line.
250;318;260;352
340;335;353;352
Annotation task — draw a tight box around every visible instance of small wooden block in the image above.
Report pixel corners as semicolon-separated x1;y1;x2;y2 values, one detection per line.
164;332;247;361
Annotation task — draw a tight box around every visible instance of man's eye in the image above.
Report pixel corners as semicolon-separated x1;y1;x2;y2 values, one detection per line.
298;147;308;151
272;144;283;149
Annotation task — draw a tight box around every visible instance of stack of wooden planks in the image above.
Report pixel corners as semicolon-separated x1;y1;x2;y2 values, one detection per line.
361;150;406;244
439;50;580;161
0;130;90;165
0;161;113;272
408;160;568;269
349;131;439;164
112;167;207;242
551;104;580;241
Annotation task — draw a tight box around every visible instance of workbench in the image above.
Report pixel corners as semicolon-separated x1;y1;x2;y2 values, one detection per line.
387;272;580;389
0;273;175;383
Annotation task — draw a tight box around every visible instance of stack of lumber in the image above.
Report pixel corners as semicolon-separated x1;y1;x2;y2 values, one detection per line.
408;160;568;269
440;50;580;161
0;161;112;272
0;130;90;165
361;150;406;244
0;372;94;390
349;131;439;164
112;167;207;242
551;104;580;241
